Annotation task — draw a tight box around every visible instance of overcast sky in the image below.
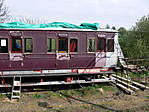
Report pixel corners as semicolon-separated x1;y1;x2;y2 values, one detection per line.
6;0;149;29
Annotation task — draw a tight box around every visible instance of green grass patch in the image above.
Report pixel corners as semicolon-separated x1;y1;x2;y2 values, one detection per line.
59;84;117;97
130;72;149;78
34;93;45;99
45;91;64;99
0;94;5;100
117;72;149;78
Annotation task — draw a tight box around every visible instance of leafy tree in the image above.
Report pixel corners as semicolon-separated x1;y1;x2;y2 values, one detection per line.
118;27;128;38
0;0;9;22
105;24;110;29
111;26;116;30
120;15;149;60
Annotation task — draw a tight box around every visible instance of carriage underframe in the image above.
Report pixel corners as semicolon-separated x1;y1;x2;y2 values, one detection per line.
0;67;115;87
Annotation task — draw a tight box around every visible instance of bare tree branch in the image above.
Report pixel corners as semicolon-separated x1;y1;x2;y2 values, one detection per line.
0;0;9;22
10;16;48;24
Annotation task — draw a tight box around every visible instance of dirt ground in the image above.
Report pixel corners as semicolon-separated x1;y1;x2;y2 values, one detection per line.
0;84;149;112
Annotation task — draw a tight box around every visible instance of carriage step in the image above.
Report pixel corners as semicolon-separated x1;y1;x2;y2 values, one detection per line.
11;96;20;99
13;81;21;86
11;76;21;100
12;90;21;93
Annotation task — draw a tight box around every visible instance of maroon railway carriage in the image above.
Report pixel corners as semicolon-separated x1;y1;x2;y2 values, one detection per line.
0;29;117;70
0;28;118;88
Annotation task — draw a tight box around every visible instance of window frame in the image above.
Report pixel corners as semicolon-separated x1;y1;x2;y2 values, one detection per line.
106;38;114;52
69;37;79;53
58;37;68;53
47;37;56;54
11;37;23;53
96;37;106;52
0;38;9;54
87;37;96;53
24;38;33;53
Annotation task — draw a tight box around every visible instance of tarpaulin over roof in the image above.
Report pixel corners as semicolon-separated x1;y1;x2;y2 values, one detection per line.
0;22;100;30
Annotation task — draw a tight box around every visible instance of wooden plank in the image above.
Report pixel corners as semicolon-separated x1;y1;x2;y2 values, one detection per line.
21;79;113;86
113;78;140;91
103;76;134;94
112;74;149;89
113;82;134;94
0;78;114;88
0;84;11;87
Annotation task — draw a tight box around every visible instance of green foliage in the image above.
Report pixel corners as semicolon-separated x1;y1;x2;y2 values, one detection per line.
118;27;128;38
111;26;116;30
119;15;149;68
105;24;110;29
0;94;5;99
34;93;45;99
60;85;117;97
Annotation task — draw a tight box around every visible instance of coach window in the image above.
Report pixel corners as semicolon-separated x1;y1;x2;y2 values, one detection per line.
70;38;78;52
24;38;33;53
107;39;114;52
87;38;95;52
47;38;56;53
0;38;8;53
12;38;22;53
97;38;106;52
58;37;68;52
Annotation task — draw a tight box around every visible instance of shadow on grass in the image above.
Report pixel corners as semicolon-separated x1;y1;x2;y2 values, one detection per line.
57;91;123;112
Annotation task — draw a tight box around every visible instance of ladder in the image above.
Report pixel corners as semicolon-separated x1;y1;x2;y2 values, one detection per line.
11;76;21;100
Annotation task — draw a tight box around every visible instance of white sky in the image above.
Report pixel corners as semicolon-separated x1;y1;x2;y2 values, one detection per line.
5;0;149;29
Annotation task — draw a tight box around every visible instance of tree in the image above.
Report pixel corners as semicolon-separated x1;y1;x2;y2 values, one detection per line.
120;15;149;60
129;15;149;59
105;24;110;29
118;27;128;38
11;16;48;24
111;26;116;30
0;0;9;22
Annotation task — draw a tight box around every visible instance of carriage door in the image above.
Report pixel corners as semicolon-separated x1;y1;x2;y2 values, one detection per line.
106;37;117;67
56;36;70;69
9;31;24;69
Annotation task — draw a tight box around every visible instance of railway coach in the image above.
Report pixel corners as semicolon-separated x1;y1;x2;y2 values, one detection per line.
0;22;119;88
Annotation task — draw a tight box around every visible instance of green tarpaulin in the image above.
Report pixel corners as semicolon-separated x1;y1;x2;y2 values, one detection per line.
0;22;100;30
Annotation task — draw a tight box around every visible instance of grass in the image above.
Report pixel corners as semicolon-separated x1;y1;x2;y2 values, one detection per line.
45;91;63;98
34;93;46;99
32;84;118;100
122;105;149;112
0;94;5;100
33;91;64;99
117;72;149;78
129;72;149;78
59;84;117;97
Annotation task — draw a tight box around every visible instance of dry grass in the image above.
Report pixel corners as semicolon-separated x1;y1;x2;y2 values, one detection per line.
0;85;148;112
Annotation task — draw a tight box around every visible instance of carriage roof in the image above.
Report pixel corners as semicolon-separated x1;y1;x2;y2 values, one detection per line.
0;22;118;32
0;28;118;33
